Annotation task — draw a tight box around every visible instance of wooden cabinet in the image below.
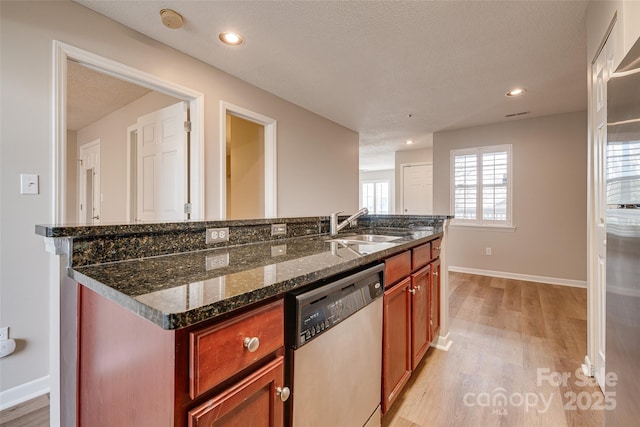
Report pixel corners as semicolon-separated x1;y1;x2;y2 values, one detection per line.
382;276;412;413
410;265;431;370
189;301;284;399
382;236;443;414
77;285;287;427
188;356;286;427
430;257;441;341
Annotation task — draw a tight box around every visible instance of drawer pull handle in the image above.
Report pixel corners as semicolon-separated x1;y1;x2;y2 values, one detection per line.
276;386;291;402
243;337;260;352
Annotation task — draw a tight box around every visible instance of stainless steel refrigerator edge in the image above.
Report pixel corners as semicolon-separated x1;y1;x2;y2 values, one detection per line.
605;35;640;426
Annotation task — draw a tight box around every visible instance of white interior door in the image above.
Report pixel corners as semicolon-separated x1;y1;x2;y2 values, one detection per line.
136;101;188;221
78;139;101;225
401;163;433;214
590;27;617;390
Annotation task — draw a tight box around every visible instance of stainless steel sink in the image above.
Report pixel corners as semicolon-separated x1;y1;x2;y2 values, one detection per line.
326;234;402;245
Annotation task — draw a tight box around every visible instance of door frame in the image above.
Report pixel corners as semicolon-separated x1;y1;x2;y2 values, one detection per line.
78;139;101;224
50;41;205;426
219;101;277;218
399;162;432;215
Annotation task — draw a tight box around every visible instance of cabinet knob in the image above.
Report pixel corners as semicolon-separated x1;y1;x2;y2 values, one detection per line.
416;285;421;290
433;271;439;277
243;336;260;352
408;288;416;295
276;386;291;402
434;246;441;251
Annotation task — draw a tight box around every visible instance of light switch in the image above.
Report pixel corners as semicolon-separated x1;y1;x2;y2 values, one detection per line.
20;174;39;195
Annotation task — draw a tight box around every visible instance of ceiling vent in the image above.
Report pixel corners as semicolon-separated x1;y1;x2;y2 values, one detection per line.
505;111;530;118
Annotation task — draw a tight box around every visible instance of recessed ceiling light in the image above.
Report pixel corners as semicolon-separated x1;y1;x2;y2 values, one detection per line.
406;140;414;145
219;32;244;46
506;88;526;97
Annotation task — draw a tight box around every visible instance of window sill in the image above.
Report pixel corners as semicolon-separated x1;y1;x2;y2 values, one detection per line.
449;223;517;232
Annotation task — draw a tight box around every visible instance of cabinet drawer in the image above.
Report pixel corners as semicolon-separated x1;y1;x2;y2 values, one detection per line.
431;238;442;260
385;251;411;288
188;356;285;427
189;299;284;399
411;242;431;271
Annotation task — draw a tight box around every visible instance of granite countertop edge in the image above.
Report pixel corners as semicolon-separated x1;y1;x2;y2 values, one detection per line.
69;231;443;330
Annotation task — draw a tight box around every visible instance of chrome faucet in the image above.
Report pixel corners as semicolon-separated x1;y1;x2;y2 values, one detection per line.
329;207;369;236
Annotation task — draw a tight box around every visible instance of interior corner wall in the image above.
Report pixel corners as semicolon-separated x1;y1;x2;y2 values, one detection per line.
0;0;358;398
433;111;588;282
394;148;433;214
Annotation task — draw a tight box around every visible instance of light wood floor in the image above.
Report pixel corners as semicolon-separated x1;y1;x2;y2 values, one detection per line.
382;272;605;427
0;393;49;427
1;273;604;427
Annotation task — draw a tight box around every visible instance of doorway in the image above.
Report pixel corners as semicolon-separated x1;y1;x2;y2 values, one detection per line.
400;163;433;214
226;114;265;219
219;101;277;219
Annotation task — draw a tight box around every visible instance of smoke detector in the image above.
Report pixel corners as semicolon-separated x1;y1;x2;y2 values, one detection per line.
160;9;184;29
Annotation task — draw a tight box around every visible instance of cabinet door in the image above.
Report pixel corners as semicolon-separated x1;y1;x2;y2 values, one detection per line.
410;265;430;370
188;356;287;427
382;277;412;413
430;258;441;341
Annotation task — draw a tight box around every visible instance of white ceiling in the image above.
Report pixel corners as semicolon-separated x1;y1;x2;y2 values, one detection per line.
74;0;589;170
67;60;152;130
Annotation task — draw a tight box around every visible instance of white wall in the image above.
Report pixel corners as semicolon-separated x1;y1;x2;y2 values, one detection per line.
75;91;179;223
0;0;358;399
433;112;587;283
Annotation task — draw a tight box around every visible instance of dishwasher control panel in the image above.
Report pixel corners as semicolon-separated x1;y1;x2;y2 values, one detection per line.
287;264;384;348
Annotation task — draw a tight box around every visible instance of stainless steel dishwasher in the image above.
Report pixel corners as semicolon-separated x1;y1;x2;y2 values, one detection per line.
285;263;384;427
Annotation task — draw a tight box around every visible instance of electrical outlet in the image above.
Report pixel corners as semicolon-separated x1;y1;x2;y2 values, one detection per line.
271;224;287;236
206;227;230;244
0;327;8;341
206;253;229;270
485;247;492;256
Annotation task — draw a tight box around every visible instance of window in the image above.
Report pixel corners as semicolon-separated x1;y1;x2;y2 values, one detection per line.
450;144;512;226
362;180;390;214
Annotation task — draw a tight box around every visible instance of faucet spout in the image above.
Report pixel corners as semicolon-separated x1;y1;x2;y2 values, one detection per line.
329;207;369;236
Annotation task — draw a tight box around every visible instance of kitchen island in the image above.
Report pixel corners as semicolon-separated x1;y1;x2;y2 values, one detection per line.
37;214;452;426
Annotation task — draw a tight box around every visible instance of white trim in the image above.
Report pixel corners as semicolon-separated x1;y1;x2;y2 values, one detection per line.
399;162;432;214
582;355;595;378
432;332;453;351
219;101;277;219
448;266;587;288
125;124;137;222
51;40;206;426
53;41;205;222
0;376;50;411
449;224;517;232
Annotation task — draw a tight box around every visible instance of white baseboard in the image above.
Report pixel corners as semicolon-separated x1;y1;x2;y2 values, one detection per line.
582;355;594;377
433;332;453;351
0;375;50;411
449;266;587;288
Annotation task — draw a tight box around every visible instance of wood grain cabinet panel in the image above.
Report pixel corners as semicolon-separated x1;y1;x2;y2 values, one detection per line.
188;356;285;427
411;242;431;271
410;265;431;370
384;251;411;288
190;300;284;399
382;276;412;413
430;258;441;341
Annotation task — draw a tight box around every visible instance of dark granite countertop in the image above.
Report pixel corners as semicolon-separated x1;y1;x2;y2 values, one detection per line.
38;215;450;330
70;228;442;329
